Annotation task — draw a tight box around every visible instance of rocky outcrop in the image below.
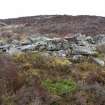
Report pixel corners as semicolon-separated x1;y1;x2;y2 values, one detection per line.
0;34;99;56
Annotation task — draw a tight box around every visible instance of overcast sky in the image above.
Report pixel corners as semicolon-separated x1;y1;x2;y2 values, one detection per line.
0;0;105;19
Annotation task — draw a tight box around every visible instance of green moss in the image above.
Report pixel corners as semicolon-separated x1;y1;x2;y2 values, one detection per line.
42;79;77;95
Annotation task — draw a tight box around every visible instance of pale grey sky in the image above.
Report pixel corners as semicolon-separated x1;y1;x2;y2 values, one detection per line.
0;0;105;19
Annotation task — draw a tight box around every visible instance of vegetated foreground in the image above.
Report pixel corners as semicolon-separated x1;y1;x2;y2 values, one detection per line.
1;15;105;105
1;52;105;105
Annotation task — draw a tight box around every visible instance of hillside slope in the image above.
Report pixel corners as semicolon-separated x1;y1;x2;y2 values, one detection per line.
0;15;105;36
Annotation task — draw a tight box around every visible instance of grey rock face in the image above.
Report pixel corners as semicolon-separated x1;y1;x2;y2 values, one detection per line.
71;44;97;55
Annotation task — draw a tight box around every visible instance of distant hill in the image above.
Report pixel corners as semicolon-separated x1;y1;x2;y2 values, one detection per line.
0;15;105;37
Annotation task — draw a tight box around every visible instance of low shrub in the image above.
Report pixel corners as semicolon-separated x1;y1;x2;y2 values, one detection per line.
1;94;15;105
76;62;98;72
13;52;71;78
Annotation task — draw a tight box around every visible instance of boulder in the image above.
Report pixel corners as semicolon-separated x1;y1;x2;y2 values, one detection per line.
86;36;95;44
71;55;83;62
7;47;22;55
94;34;105;45
18;45;35;52
20;38;31;45
58;50;66;57
92;57;105;66
0;44;10;53
0;21;7;27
